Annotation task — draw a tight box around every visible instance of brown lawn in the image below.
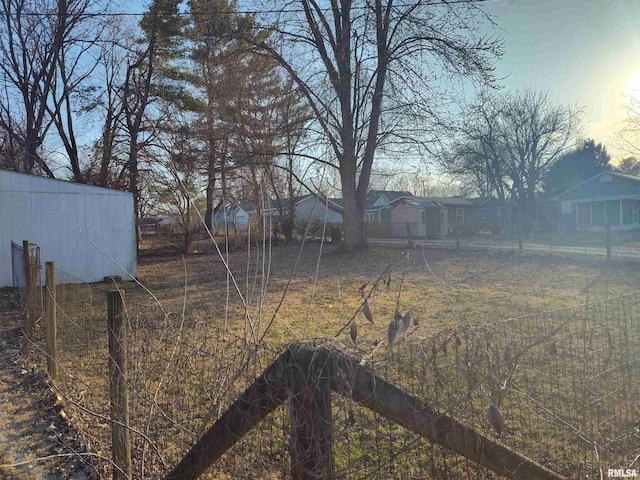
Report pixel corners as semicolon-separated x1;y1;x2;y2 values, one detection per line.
134;239;640;348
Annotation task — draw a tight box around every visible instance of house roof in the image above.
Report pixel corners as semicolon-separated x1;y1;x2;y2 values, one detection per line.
244;193;344;214
391;197;441;209
366;190;413;209
551;171;640;202
467;197;497;207
425;196;473;207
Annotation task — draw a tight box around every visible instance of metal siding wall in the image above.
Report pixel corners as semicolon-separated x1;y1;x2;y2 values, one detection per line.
0;170;137;287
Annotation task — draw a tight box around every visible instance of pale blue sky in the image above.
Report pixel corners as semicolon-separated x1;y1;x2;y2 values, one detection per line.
484;0;640;159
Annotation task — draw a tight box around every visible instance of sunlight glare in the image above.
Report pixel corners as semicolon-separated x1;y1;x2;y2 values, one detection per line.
624;70;640;98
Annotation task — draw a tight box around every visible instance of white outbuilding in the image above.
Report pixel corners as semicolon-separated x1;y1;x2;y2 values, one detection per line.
0;169;137;287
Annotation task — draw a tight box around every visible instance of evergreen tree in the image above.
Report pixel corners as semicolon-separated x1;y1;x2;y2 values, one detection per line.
544;139;611;197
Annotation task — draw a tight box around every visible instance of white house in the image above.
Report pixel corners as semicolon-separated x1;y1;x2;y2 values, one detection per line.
246;194;343;225
211;205;251;229
0;170;137;287
292;194;343;224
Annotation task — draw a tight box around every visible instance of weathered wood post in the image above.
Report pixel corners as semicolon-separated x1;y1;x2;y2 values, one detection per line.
406;222;413;247
455;229;460;253
287;345;334;479
107;290;132;480
518;225;523;255
606;224;612;263
45;262;58;380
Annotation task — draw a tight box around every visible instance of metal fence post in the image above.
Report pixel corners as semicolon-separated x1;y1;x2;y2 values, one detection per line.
606;224;612;263
22;240;35;348
45;262;58;380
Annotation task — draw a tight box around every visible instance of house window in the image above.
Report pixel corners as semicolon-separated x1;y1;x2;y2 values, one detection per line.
365;212;375;222
479;208;492;224
456;208;464;224
634;201;639;224
422;211;426;224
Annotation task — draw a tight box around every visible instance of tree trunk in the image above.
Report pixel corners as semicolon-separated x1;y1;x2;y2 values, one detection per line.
128;135;140;248
204;155;216;231
339;167;366;251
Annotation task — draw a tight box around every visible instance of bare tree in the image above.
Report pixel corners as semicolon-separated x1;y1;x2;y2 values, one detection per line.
0;0;100;176
615;96;640;160
86;25;132;188
450;93;510;203
151;113;205;254
453;89;582;221
45;1;107;182
250;0;502;251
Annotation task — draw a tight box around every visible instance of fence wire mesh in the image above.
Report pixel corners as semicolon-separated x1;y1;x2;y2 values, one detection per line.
28;257;640;480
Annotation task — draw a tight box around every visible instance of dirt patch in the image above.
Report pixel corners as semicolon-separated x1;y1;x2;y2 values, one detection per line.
0;288;97;479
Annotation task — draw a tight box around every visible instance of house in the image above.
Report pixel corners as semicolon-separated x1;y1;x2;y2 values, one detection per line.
139;216;161;235
365;190;413;222
211;205;251;229
241;193;343;226
425;197;476;234
389;198;448;237
467;197;503;229
551;171;640;231
0;169;137;287
288;194;343;224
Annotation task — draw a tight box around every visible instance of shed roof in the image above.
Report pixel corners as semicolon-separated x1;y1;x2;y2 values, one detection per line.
0;169;133;196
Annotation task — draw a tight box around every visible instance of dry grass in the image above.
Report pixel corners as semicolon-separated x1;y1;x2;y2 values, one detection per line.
135;239;640;346
46;237;640;478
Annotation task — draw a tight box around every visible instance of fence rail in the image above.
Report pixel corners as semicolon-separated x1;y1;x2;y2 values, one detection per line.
168;342;564;480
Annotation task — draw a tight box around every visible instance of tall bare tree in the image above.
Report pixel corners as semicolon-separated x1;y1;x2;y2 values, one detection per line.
615;96;640;160
453;89;582;221
151;112;205;254
250;0;502;251
0;0;99;176
87;24;132;188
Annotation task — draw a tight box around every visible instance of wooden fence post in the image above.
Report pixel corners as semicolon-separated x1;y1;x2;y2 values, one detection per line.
455;229;460;253
287;346;334;479
606;224;612;263
518;225;523;255
107;290;132;480
406;222;413;247
45;262;57;380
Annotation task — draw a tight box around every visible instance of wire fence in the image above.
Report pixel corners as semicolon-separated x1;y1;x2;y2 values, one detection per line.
25;257;640;480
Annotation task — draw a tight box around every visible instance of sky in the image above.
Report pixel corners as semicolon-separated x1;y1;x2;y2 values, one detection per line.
483;0;640;161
